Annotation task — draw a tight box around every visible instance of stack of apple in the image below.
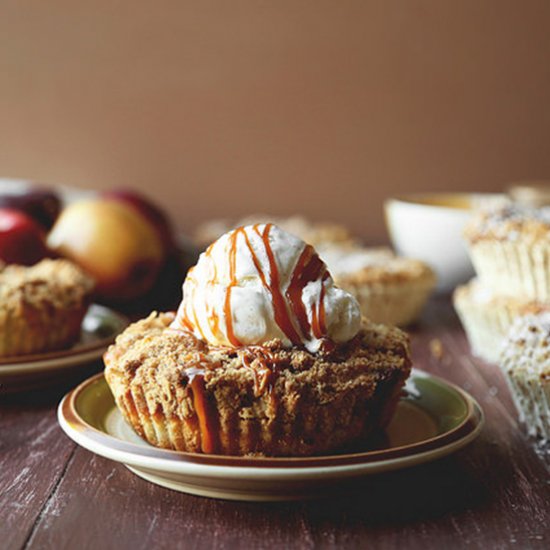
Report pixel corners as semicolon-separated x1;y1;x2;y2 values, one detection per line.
0;187;187;310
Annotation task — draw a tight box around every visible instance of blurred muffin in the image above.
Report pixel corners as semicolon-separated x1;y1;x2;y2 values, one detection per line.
500;313;550;441
194;215;358;249
317;245;436;327
464;205;550;300
0;259;94;356
454;279;547;363
508;182;550;208
105;224;412;456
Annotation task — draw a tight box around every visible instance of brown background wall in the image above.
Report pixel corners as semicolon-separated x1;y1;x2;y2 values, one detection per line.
1;1;550;242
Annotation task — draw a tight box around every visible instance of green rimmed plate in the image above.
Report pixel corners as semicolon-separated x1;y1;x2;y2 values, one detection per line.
58;369;484;501
0;304;128;392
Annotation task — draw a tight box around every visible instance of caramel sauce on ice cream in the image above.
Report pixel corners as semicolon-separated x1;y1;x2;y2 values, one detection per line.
171;223;360;352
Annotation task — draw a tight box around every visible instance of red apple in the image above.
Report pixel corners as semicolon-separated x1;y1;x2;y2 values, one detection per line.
0;189;61;230
102;189;174;252
0;208;49;265
47;199;165;301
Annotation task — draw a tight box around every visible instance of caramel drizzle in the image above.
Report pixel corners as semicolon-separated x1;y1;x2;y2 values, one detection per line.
173;266;207;340
239;347;278;397
183;354;221;454
204;242;221;340
174;306;194;332
255;224;304;344
286;244;328;340
188;374;219;454
311;272;329;338
244;223;329;345
184;347;282;455
223;228;241;346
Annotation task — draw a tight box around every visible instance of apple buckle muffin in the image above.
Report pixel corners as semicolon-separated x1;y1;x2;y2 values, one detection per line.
104;224;412;456
500;312;550;441
0;259;94;357
464;204;550;300
316;245;436;327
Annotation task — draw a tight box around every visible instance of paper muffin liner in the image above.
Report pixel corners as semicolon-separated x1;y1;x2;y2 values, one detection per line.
106;365;408;456
468;240;550;301
453;280;549;363
339;278;434;327
501;366;550;442
499;313;550;442
0;303;88;357
453;287;536;363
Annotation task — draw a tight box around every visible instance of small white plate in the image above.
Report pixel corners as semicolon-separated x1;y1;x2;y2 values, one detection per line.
58;369;484;501
0;305;128;392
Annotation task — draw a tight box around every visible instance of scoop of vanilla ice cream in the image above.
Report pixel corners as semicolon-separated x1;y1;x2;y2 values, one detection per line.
172;224;361;352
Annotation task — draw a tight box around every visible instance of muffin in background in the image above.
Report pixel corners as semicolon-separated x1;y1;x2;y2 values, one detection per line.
500;313;550;442
454;279;547;363
194;215;359;249
0;259;94;357
464;205;550;300
318;244;436;327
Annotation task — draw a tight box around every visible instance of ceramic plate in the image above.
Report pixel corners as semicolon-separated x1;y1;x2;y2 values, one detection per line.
0;305;128;392
58;369;484;501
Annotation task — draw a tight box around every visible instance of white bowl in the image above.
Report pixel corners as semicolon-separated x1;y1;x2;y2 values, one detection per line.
384;193;508;292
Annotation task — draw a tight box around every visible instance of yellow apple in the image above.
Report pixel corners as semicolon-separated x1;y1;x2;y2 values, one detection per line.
48;199;165;301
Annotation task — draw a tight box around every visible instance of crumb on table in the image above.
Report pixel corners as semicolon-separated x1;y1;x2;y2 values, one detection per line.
429;338;444;360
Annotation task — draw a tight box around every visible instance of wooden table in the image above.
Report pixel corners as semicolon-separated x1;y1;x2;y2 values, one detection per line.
1;297;549;550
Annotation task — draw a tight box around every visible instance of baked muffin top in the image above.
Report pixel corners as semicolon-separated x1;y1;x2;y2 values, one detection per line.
464;205;550;244
501;312;550;377
454;278;549;314
105;311;411;398
0;259;95;313
317;244;436;286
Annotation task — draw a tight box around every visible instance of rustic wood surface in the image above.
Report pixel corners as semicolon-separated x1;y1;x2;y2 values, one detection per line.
1;296;549;550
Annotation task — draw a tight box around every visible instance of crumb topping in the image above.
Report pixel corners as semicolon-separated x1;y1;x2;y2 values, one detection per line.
105;311;411;396
465;205;550;244
454;279;549;315
318;244;435;285
0;259;95;312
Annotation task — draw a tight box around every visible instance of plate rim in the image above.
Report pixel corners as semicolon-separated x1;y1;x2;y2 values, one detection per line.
58;368;484;474
0;304;128;373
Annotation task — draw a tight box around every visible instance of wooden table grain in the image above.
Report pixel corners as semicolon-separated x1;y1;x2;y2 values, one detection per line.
1;297;549;550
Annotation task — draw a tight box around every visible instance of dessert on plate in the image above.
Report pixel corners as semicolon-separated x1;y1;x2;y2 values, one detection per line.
454;279;547;363
464;205;550;300
316;244;436;327
500;312;550;441
0;259;94;357
104;224;412;456
194;215;359;250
